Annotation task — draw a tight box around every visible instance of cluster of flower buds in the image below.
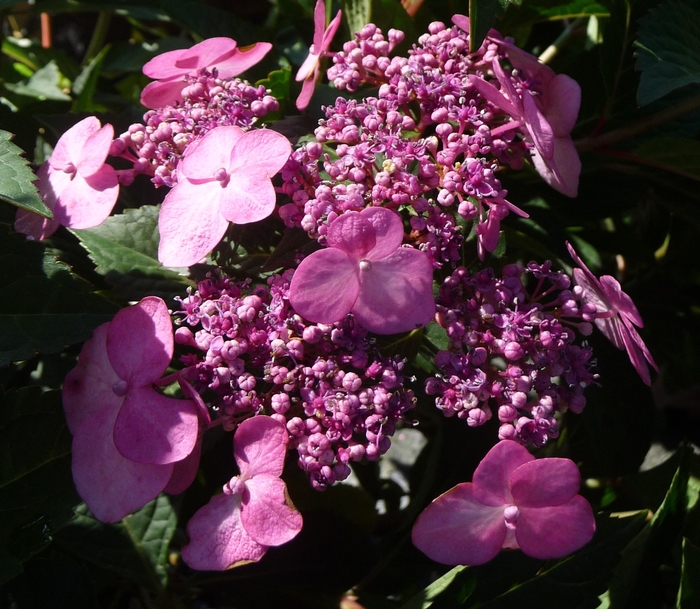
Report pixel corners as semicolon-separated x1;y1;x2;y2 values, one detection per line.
175;271;417;490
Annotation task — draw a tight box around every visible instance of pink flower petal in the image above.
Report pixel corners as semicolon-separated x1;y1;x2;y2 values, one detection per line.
163;434;202;495
227;128;292;178
182;493;267;570
53;166;119;229
14;207;59;241
523;90;554;161
181;126;245;181
234;416;289;478
620;319;658;386
77;122;114;176
530;136;580;197
158;179;230;267
467;74;519;118
516;495;595;559
106;296;173;386
174;37;238;71
71;406;172;523
243;475;303;546
62;323;120;434
311;0;326;50
545;74;581;137
472;440;533;507
215;42;273;79
140;79;189;109
361;207;405;260
451;14;470;32
113;386;199;464
289;248;360;324
510;458;581;507
411;483;506;565
326;212;376;258
295;71;317;109
352;248;435;334
143;48;190;79
49;117;100;171
322;8;343;48
599;275;643;328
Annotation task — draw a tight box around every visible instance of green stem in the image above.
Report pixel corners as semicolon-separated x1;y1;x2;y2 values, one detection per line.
575;93;700;152
538;17;586;64
82;11;111;65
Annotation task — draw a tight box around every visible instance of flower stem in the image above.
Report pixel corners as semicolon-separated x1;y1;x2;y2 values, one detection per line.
538;17;586;64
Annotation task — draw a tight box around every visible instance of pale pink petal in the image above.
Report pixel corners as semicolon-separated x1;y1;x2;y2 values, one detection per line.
620;319;657;386
106;296;173;386
361;207;405;259
322;9;343;48
49;117;100;171
53;166;119;229
510;458;580;507
411;483;506;565
182;493;267;570
451;14;470;32
158;179;230;267
516;495;595;559
531;136;580;197
326;212;376;258
523;90;554;161
467;74;519;118
113;386;198;464
473;440;533;507
243;475;303;546
500;41;553;88
289;248;359;324
14;207;59;241
77;122;114;176
234;416;289;478
311;0;326;50
599;275;643;328
143;48;189;78
492;59;522;110
220;175;277;224
62;323;119;434
140;78;188;109
215;42;273;79
181;126;245;181
295;73;318;110
71;406;172;523
174;37;238;71
227;128;291;177
352;248;435;334
545;74;580;137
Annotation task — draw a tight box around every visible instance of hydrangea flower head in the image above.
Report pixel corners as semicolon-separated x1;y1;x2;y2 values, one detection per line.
141;37;272;108
158;125;291;267
181;416;303;570
15;116;119;240
412;440;595;565
288;207;435;334
62;297;200;522
295;0;342;110
567;242;658;385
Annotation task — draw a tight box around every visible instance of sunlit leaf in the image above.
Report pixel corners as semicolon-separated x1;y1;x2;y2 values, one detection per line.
0;130;50;217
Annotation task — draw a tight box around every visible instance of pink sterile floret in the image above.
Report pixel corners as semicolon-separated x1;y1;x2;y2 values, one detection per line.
567;242;658;385
140;37;272;108
464;30;581;197
288;207;435;335
181;416;303;570
411;440;595;565
15;116;119;240
295;0;343;110
157;125;292;267
62;297;201;523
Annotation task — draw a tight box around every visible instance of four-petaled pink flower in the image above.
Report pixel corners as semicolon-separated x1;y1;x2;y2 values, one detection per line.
412;440;596;565
157;125;291;267
459;18;581;197
62;297;203;523
141;37;272;108
181;416;303;570
567;242;658;385
288;207;435;334
15;116;119;240
295;0;342;110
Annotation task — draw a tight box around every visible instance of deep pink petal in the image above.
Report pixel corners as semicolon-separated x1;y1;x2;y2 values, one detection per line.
492;58;522;110
71;406;172;523
295;71;318;110
163;433;202;495
140;78;188;109
467;74;519;118
545;74;580;137
411;483;506;565
500;41;553;88
77;122;114;176
531;136;580;197
473;440;533;506
361;207;404;259
49;117;100;171
62;323;120;434
181;126;245;181
326;212;376;258
53;166;119;229
106;296;173;386
311;0;326;49
158;179;230;267
289;248;360;324
322;9;343;48
182;493;267;570
215;42;273;79
352;248;435;334
516;495;596;559
142;48;188;78
243;475;303;546
234;416;289;477
523;90;554;160
510;458;581;507
620;319;657;386
451;14;470;32
174;37;238;71
599;275;643;328
113;386;199;464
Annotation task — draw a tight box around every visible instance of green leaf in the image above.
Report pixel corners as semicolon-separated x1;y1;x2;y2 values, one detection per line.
634;0;700;106
401;566;469;609
71;205;191;302
0;387;79;585
72;44;111;113
342;0;372;39
0;130;50;217
469;0;508;54
0;230;118;367
527;0;608;20
633;137;700;182
677;538;700;609
4;61;71;101
55;498;175;592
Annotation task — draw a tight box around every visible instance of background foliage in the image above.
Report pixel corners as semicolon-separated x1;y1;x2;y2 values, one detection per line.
0;0;699;607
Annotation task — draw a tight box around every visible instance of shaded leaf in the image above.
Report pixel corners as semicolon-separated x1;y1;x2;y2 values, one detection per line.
401;566;469;609
634;0;700;106
342;0;372;39
4;61;71;101
0;130;50;217
677;538;700;609
72;44;111;113
0;387;79;585
633;137;700;182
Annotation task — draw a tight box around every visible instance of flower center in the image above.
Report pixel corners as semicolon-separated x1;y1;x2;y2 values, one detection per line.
223;475;246;496
504;504;520;530
359;259;372;272
112;379;128;397
62;162;77;177
214;167;229;186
